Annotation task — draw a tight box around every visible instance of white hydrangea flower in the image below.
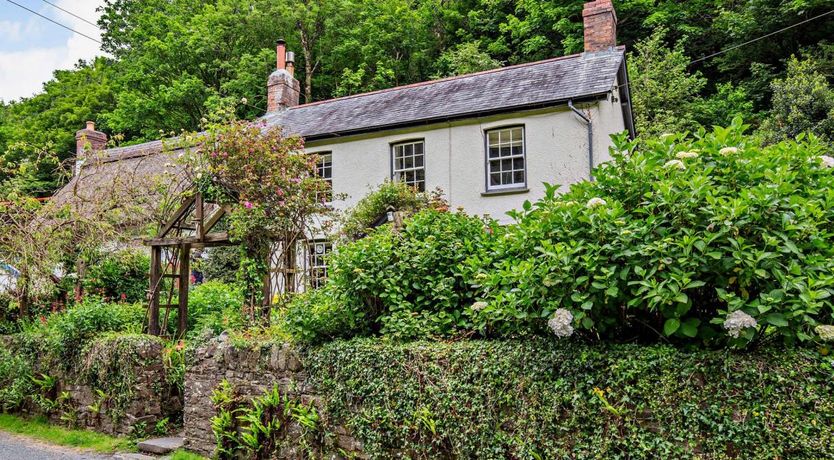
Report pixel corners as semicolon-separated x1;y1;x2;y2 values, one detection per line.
664;159;685;170
815;325;834;342
719;146;739;156
586;197;607;208
676;151;699;159
471;301;488;312
548;309;574;338
818;155;834;168
723;310;757;338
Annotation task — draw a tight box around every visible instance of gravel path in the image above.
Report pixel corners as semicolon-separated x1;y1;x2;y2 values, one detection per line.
0;431;114;460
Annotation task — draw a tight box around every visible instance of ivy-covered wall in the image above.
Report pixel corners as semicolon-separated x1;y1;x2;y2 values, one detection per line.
0;333;182;436
185;337;834;459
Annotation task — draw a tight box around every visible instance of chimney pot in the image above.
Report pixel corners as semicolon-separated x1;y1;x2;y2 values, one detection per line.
583;0;618;53
86;120;95;130
276;39;287;70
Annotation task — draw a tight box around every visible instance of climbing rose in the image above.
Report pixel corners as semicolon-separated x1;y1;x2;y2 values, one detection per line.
243;201;253;209
723;310;757;338
719;147;739;156
815;325;834;342
676;151;699;159
548;309;574;338
586;197;607;208
818;155;834;168
664;159;685;170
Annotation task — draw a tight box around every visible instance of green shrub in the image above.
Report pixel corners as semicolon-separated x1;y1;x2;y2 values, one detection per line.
469;119;834;346
186;281;245;338
292;209;493;341
306;338;834;459
283;286;366;344
0;346;34;411
339;180;434;240
28;297;145;366
82;249;150;303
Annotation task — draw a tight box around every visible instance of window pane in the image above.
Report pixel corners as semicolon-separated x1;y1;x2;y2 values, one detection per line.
502;172;512;184
500;146;511;157
489;147;500;158
511;127;523;140
514;170;525;184
415;154;424;167
490;173;501;186
513;158;524;170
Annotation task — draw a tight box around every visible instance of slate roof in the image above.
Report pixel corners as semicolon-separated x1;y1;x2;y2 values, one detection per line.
265;47;627;140
51;48;628;211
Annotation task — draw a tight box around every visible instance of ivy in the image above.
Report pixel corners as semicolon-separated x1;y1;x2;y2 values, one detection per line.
305;338;834;459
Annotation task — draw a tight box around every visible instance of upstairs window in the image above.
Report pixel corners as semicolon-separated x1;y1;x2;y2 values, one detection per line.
314;152;332;202
307;240;332;288
392;140;425;192
486;126;526;191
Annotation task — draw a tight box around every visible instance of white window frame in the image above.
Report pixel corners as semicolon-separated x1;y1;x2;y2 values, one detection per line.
312;152;332;203
306;239;332;289
485;126;527;191
391;139;426;192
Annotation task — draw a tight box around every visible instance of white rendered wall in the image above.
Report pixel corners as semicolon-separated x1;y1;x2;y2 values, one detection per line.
304;92;627;223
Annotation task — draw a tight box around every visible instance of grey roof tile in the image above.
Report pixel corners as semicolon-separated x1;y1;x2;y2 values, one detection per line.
264;48;625;139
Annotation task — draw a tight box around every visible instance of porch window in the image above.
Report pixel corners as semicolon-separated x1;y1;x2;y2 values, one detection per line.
392;140;425;191
486;126;526;191
307;240;332;288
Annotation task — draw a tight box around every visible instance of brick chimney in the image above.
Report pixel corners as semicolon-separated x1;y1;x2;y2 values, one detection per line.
583;0;618;53
267;39;300;112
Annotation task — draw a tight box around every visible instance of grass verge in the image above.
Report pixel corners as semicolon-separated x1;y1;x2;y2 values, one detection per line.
170;450;210;460
0;413;133;453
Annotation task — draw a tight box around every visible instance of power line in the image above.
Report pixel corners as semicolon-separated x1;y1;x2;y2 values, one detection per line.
4;0;101;44
689;9;834;66
39;0;99;29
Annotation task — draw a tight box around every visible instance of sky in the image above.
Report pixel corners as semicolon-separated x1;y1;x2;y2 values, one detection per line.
0;0;104;102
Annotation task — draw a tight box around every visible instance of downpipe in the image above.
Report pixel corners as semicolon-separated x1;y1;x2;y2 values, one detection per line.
568;100;593;180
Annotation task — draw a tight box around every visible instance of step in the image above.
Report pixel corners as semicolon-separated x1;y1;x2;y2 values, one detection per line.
137;437;184;455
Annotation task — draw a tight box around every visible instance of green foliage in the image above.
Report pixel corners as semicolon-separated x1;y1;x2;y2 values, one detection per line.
210;380;319;459
81;249;150;303
283;286;365;344
470;120;834;346
26;297;145;366
0;346;34;411
627;28;706;137
338;180;433;240
290;209;493;341
0;413;132;453
432;42;502;78
761;55;834;143
199;246;240;284
187;281;245;337
306;338;834;459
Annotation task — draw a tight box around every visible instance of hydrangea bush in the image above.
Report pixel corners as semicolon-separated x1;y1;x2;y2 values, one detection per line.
468;118;834;346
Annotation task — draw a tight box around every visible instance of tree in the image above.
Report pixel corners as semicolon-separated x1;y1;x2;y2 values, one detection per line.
628;29;706;137
432;42;502;78
760;56;834;143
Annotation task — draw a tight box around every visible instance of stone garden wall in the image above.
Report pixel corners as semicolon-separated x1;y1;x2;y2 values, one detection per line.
183;335;365;458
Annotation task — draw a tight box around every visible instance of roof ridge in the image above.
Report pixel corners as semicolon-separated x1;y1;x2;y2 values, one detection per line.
291;48;624;110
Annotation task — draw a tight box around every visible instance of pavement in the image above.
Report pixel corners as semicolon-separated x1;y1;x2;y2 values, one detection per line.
0;431;114;460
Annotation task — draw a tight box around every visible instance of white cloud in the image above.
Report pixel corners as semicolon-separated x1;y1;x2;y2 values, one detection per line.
0;0;105;102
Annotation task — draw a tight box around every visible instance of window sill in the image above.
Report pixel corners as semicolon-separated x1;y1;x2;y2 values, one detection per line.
481;187;529;197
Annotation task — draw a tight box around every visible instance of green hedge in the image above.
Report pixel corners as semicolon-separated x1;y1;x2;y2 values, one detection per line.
305;339;834;459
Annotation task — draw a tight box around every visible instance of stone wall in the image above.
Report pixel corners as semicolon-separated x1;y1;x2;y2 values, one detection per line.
1;333;180;437
184;335;365;458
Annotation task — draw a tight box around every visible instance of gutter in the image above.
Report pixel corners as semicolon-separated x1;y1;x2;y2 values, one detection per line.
568;100;594;180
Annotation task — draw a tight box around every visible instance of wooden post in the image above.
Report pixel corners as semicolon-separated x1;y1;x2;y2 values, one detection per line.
177;243;191;338
148;246;161;336
195;193;205;239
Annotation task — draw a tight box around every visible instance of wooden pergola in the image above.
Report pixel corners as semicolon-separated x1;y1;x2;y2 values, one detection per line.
144;191;234;338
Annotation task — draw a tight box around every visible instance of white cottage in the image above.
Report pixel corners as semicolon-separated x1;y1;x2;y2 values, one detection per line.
54;0;633;286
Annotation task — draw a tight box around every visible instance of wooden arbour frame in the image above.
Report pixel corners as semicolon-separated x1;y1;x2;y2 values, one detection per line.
144;191;234;338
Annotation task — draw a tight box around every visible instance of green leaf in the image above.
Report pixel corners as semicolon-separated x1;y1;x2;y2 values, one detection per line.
663;318;681;336
680;318;700;337
765;313;788;327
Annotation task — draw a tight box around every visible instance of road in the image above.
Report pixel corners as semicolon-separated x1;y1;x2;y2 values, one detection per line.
0;431;113;460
